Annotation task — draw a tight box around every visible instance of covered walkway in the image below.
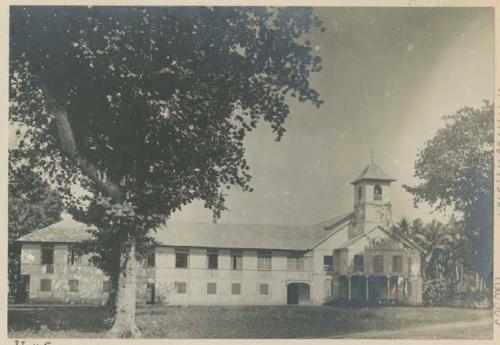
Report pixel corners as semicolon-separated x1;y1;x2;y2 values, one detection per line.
338;275;412;303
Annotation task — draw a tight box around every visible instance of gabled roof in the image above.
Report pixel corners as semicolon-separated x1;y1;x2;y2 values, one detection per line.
16;212;354;251
390;228;425;253
154;221;315;250
336;225;424;252
16;218;95;243
308;212;353;249
351;163;396;184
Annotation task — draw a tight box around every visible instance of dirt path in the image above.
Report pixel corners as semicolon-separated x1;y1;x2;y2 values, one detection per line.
330;317;493;339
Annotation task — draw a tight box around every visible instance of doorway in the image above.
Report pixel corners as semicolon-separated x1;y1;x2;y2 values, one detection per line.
146;283;155;304
287;283;310;305
368;276;387;302
351;276;368;302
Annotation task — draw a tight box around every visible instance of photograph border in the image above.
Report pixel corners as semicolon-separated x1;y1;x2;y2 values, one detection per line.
0;0;498;344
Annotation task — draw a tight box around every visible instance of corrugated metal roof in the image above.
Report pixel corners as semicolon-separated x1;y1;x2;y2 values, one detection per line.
351;163;396;184
307;212;353;248
312;212;353;231
16;213;353;251
154;222;314;250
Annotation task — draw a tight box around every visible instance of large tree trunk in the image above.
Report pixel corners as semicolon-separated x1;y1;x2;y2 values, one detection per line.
42;86;124;201
41;87;139;335
106;238;142;338
106;266;120;310
106;246;123;311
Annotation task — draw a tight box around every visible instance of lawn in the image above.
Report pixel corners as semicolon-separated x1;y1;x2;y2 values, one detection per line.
8;304;493;339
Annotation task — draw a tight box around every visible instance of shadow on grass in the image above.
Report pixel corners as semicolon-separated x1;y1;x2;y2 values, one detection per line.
8;306;111;333
8;304;493;338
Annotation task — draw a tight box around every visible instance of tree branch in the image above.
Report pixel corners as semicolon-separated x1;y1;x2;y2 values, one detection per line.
41;85;124;202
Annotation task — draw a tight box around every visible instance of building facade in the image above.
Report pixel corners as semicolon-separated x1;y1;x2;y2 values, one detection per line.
16;162;423;306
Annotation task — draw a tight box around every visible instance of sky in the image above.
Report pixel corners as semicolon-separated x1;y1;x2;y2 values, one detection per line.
170;7;495;226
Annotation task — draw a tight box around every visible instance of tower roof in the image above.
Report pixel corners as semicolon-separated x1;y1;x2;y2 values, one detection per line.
351;162;396;184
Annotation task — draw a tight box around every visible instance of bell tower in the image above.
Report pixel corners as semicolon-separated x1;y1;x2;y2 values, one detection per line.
348;155;396;239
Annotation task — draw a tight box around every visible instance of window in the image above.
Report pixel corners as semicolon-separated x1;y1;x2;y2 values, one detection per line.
257;250;272;270
103;280;111;293
147;252;155;268
207;282;217;295
175;281;187;294
41;244;54;265
407;257;412;274
231;250;243;270
69;279;79;292
287;254;305;271
373;255;384;273
207;249;218;269
175;249;189;268
40;279;51;292
353;255;364;272
358;186;363;201
68;246;80;266
259;283;269;296
373;184;382;201
393;256;403;273
231;283;241;295
324;255;333;271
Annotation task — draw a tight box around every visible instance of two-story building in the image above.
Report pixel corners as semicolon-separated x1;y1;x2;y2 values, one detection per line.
16;161;423;306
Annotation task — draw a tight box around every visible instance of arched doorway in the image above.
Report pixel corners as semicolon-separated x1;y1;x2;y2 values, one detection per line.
287;282;310;305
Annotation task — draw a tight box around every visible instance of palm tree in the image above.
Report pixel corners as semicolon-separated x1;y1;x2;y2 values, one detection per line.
445;217;472;296
408;219;455;302
417;220;449;276
393;216;411;236
393;214;485;303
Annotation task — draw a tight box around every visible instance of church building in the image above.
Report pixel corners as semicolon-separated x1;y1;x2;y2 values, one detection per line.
16;161;423;305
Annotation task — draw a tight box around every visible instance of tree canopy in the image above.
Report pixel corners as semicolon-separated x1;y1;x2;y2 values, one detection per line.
10;6;323;238
8;164;63;300
10;6;324;336
404;101;493;292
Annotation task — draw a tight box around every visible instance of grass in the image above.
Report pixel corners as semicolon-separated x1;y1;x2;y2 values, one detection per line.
8;304;493;339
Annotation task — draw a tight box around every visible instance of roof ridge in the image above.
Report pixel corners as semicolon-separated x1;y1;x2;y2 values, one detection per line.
312;211;353;228
164;220;311;228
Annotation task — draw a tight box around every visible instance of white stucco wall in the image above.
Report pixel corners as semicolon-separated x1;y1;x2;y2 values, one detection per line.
154;247;313;305
21;243;109;304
